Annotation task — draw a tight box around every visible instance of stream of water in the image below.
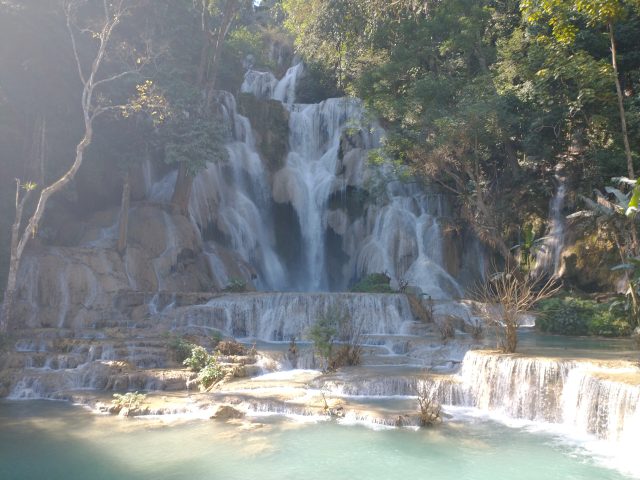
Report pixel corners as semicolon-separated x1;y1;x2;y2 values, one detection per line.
0;400;635;480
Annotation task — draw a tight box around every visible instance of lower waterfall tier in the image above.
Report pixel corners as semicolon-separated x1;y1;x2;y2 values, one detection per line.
456;350;640;446
171;292;418;341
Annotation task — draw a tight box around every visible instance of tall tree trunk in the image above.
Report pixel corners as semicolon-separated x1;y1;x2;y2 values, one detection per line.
117;171;131;254
196;2;212;87
171;162;194;214
1;181;32;332
609;22;634;179
204;0;239;109
38;115;46;186
2;1;130;330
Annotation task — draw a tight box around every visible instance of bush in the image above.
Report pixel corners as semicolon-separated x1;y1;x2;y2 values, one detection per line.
435;317;456;341
183;345;211;372
407;293;432;323
328;344;362;371
308;310;338;364
223;278;248;293
112;391;147;410
474;266;560;352
350;273;394;293
416;383;442;427
536;297;631;337
197;358;224;388
183;345;225;388
166;334;196;363
216;339;247;356
309;304;362;372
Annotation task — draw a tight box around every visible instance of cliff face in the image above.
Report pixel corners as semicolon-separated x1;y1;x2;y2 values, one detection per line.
11;203;256;331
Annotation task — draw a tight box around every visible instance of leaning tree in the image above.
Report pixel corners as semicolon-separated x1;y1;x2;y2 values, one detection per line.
1;0;150;331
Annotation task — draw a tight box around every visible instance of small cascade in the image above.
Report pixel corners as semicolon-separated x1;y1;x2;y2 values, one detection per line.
272;62;303;104
321;370;464;403
458;351;575;423
173;292;416;341
456;350;640;448
241;69;278;100
353;187;464;298
535;169;567;277
151;211;180;291
562;367;640;443
7;330;186;400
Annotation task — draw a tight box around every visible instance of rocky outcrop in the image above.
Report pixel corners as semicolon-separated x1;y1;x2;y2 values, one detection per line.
13;203;218;329
211;404;245;421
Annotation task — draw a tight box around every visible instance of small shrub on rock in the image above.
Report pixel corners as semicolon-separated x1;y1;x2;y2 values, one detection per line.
350;273;394;293
436;317;456;341
328;344;362;371
112;391;147;411
216;340;247;356
183;345;211;372
309;304;363;372
166;334;196;363
416;383;442;427
197;358;225;388
223;278;248;293
183;345;225;388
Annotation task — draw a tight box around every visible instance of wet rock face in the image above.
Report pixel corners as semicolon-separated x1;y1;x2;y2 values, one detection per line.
14;204;216;329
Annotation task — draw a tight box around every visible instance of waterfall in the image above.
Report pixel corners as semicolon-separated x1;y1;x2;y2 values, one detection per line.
353;187;464;298
173;292;416;341
241;70;278;100
457;350;640;449
535;169;567;277
273;62;303;104
151;212;180;291
271;96;380;290
188;91;287;290
140;61;469;295
241;63;463;296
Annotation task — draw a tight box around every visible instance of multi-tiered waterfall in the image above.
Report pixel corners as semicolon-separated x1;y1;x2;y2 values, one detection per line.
4;58;639;480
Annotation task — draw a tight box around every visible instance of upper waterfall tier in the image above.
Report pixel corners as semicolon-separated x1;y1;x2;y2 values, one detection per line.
230;63;468;295
190;91;288;291
271;96;382;291
146;61;473;295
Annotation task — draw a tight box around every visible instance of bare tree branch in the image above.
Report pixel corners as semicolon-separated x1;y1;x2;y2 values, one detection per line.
473;264;561;353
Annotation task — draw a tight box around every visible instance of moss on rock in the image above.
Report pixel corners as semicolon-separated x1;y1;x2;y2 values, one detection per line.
237;93;289;173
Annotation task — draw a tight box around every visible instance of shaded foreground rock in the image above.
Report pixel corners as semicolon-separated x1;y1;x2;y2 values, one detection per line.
211;404;245;421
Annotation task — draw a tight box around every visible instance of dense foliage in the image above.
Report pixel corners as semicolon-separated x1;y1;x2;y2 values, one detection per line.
283;0;640;261
0;0;278;291
536;296;632;336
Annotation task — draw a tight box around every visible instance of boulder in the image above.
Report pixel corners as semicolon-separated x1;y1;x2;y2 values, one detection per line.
211;404;245;421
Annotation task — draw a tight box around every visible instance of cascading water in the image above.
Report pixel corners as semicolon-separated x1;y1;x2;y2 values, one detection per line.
242;63;463;296
271;96;381;290
352;185;463;297
143;60;467;294
453;350;640;470
174;292;416;341
535;168;567;277
189;91;287;290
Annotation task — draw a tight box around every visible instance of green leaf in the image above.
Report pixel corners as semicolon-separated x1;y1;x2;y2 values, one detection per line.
626;186;640;217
